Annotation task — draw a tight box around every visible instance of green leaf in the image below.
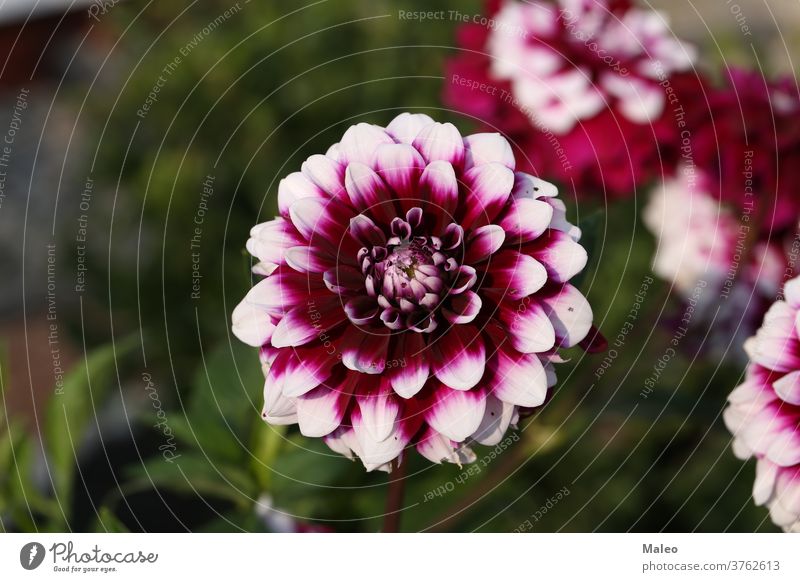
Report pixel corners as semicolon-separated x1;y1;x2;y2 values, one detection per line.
44;337;136;516
180;342;262;463
123;453;256;508
93;507;129;533
269;436;356;516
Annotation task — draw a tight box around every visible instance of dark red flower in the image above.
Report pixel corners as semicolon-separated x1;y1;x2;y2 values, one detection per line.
232;113;596;471
444;0;699;198
690;68;800;232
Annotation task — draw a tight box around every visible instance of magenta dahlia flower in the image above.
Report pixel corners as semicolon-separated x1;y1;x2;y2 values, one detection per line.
444;0;698;197
232;113;595;471
724;275;800;531
690;68;800;231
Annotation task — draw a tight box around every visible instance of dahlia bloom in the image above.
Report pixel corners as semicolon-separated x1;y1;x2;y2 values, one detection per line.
724;275;800;532
690;68;800;231
444;0;697;196
232;113;594;471
644;168;784;306
644;168;786;350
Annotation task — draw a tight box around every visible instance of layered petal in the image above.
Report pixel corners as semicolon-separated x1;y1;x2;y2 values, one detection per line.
289;196;353;246
498;198;554;244
471;394;516;446
417;427;476;465
487;345;549;407
301;154;346;200
480;250;548;299
340;326;390;374
425;385;487;442
525;230;588;283
387;332;430;398
460;162;515;229
463;133;515;170
246;218;303;267
431;324;486;391
465;224;506;264
498;299;556;353
339;123;394;165
351;406;412;472
413;122;465;166
267;345;337;399
539;284;594;348
385;112;435;144
372;143;425;203
231;299;276;347
271;296;347;348
356;379;401;442
278;172;327;217
296;374;353;437
418;161;458;229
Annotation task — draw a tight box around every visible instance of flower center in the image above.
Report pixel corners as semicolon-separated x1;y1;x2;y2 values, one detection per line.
356;209;467;334
379;239;437;296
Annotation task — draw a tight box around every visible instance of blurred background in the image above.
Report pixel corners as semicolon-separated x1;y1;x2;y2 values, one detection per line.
0;0;798;532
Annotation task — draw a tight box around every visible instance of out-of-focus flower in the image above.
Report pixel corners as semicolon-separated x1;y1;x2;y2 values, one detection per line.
486;0;693;134
444;0;697;197
232;112;595;471
724;275;800;532
690;68;800;232
644;167;786;349
644;167;784;304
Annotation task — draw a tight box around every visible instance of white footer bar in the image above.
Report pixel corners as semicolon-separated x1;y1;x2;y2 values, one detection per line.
0;533;796;580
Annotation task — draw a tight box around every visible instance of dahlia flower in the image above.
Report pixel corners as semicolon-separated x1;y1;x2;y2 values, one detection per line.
444;0;697;196
232;113;594;471
644;168;786;350
724;275;800;532
690;68;800;231
644;168;784;306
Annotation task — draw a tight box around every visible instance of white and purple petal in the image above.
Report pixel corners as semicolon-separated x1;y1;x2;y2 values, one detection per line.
425;385;486;442
463;133;515;170
460;162;515;229
431;324;486;391
413;122;465;167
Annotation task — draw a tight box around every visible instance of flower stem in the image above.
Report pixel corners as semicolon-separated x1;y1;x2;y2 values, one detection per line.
382;458;407;533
